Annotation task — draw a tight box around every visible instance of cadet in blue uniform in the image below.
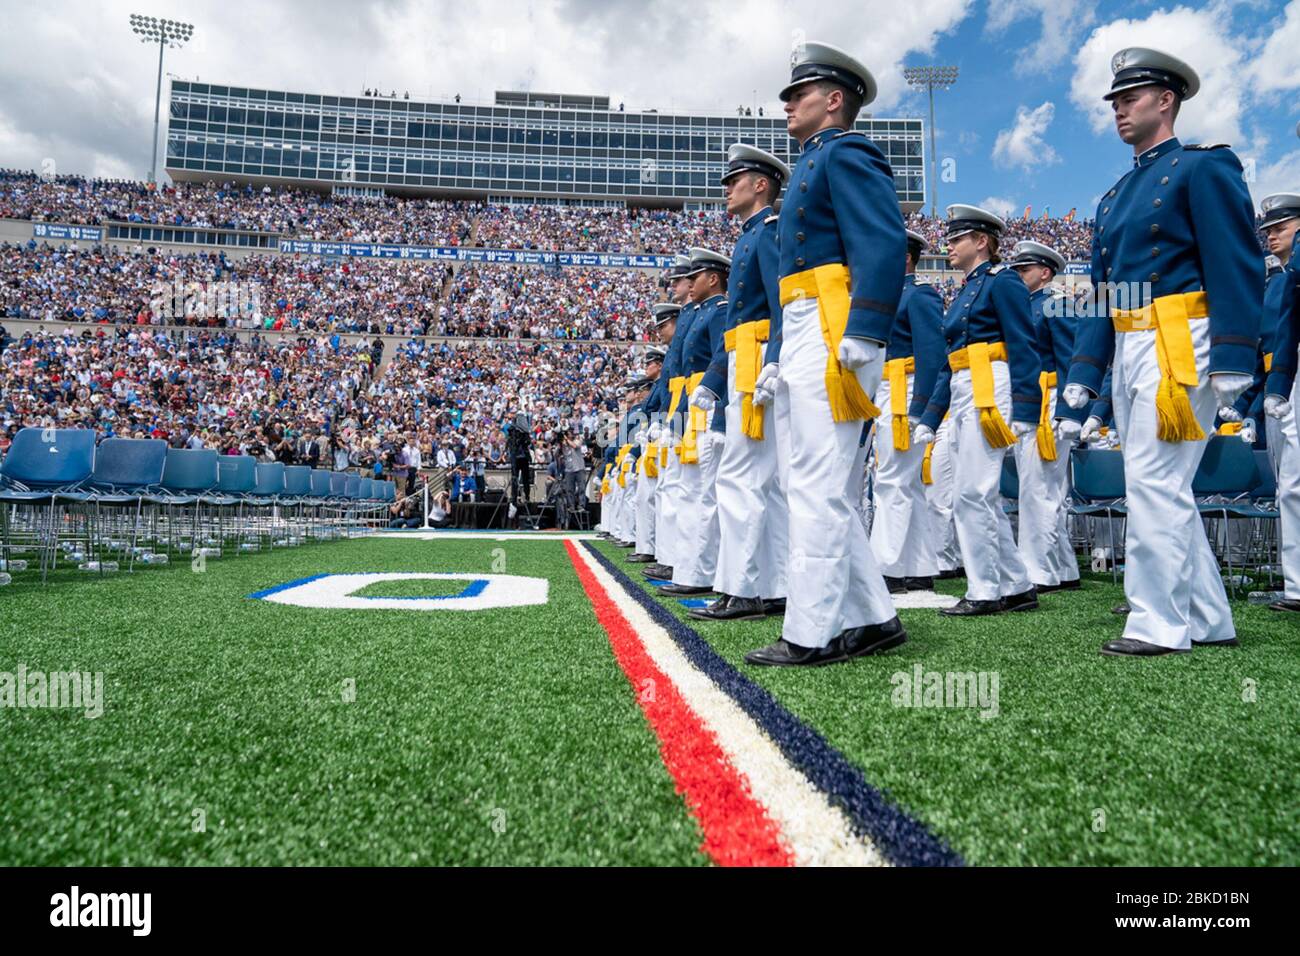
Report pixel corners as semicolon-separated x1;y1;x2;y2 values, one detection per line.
912;206;1041;616
643;261;695;583
1008;240;1086;593
1063;48;1262;655
870;229;945;592
1263;223;1300;612
744;41;907;666
663;248;730;596
629;343;668;563
691;145;791;621
1247;195;1300;482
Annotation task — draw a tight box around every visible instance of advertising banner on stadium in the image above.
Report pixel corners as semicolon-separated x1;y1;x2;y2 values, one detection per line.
32;223;104;242
276;239;673;270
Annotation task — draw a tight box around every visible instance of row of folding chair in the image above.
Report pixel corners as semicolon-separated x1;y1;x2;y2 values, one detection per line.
0;428;397;583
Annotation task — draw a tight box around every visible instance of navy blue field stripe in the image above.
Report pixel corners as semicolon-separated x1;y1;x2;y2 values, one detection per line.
584;541;964;868
247;574;331;599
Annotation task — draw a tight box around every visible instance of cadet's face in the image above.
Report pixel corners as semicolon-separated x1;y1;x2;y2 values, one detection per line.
1013;263;1050;293
671;277;691;304
947;232;977;271
1265;218;1300;260
687;273;711;302
658;318;676;343
1111;87;1166;145
784;83;831;142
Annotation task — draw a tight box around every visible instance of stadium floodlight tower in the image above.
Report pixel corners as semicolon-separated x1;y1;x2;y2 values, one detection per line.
129;13;194;184
902;64;959;219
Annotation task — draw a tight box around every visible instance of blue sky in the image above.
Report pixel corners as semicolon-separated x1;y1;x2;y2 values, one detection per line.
2;1;1296;218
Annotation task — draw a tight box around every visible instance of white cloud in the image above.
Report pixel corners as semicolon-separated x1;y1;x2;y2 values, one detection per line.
1249;0;1300;95
0;0;978;179
979;196;1019;220
1241;148;1300;209
985;0;1097;76
992;101;1060;170
1070;6;1249;147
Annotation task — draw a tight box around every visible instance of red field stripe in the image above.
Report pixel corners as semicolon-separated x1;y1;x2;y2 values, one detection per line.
565;541;792;867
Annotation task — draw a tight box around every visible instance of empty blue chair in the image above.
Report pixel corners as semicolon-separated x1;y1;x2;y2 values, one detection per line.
1193;436;1258;500
358;478;374;500
1000;454;1019;511
251;462;286;501
1069;447;1126;506
384;482;396;502
1251;451;1276;501
207;455;257;505
0;428;96;501
329;472;348;498
87;438;167;502
284;465;313;497
344;475;362;499
154;448;219;503
310;469;334;499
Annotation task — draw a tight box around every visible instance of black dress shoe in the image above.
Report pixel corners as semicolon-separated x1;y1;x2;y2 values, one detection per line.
744;639;840;667
1268;598;1300;613
690;595;766;621
617;540;636;548
659;583;712;596
1100;637;1190;657
941;598;1003;617
835;616;908;658
1001;587;1039;612
938;567;966;580
1034;582;1060;593
883;576;908;595
626;552;656;563
1112;602;1131;615
903;576;934;591
1056;579;1082;591
1192;637;1240;647
641;564;673;581
762;598;786;616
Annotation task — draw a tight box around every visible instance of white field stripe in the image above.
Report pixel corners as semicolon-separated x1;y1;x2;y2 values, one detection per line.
573;545;888;868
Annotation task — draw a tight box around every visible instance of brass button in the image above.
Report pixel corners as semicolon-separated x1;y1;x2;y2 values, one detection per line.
799;183;807;193
797;208;805;217
807;160;815;168
1103;207;1110;214
1171;157;1179;166
1153;198;1162;207
1160;176;1169;185
1150;224;1160;234
1152;247;1160;257
1150;272;1159;282
1106;268;1113;277
1099;226;1105;234
738;280;745;288
796;257;805;267
737;301;743;308
1101;247;1108;256
796;232;805;241
1107;190;1116;198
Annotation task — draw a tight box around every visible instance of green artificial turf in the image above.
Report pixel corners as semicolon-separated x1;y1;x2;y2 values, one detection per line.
595;539;1300;866
351;578;473;599
0;537;707;866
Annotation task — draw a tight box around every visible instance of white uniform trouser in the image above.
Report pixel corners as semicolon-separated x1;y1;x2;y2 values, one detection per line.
926;417;960;572
1113;318;1234;648
713;351;789;599
605;476;622;536
1013;391;1078;587
870;373;938;579
654;440;682;567
635;451;658;556
779;296;896;649
618;472;637;542
1278;366;1300;600
672;427;724;587
947;361;1031;602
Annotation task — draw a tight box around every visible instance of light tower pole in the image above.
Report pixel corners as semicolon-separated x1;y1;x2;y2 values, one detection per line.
129;14;195;184
903;65;959;219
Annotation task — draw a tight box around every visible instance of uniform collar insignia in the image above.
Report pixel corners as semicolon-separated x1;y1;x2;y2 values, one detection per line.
1134;136;1180;168
742;207;772;232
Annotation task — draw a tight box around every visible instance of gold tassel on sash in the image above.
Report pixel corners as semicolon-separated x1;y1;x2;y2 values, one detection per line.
884;356;915;451
1112;291;1208;443
725;320;771;440
1036;370;1058;461
948;341;1016;448
921;441;935;484
678;371;707;464
642;443;660;478
779;264;882;423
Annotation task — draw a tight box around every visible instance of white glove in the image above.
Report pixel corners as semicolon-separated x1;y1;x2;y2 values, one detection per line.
1081;416;1103;442
647;422;664;444
1210;372;1253;407
1056;418;1082;443
1239;418;1257;444
1011;421;1036;440
633;427;647;445
1264;394;1292;420
1217;405;1243;423
911;423;935;446
689;385;717;412
837;336;880;370
1062;383;1091;410
752;363;780;407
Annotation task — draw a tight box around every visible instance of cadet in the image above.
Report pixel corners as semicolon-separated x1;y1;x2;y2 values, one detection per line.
1009;240;1086;593
629;345;668;563
745;41;908;666
1250;194;1300;483
912;206;1041;616
1063;47;1262;655
643;260;695;583
692;144;791;621
664;248;730;597
871;229;945;593
1263;220;1300;613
